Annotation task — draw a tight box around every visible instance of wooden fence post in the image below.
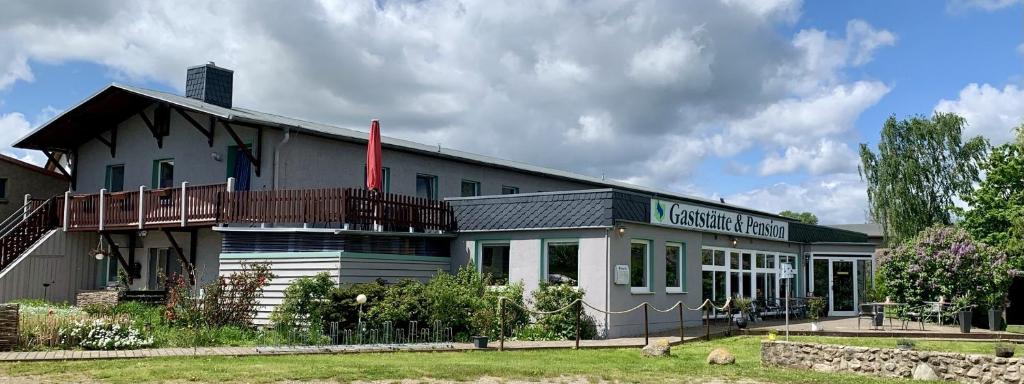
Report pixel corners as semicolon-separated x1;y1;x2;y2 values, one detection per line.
98;188;106;231
574;300;581;350
643;302;649;346
705;307;710;341
498;297;505;352
678;302;685;342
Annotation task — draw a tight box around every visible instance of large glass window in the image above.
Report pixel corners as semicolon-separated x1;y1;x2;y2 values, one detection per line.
545;241;579;286
480;243;510;285
813;258;829;297
105;164;124;192
415;174;438;200
461;180;480;197
665;243;683;292
630;240;650;292
362;166;391;193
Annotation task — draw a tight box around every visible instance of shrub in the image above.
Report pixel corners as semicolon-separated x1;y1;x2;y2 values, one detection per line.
806;297;826;321
322;279;388;330
17;302;90;349
423;266;489;339
165;262;273;329
59;318;153;350
877;226;1009;308
364;279;426;329
475;282;529;339
523;283;597;340
271;272;336;332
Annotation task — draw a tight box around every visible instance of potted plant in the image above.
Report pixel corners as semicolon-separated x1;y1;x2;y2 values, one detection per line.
733;297;752;329
953;295;973;333
995;342;1016;358
807;297;827;331
895;338;915;351
471;335;489;348
984;292;1006;331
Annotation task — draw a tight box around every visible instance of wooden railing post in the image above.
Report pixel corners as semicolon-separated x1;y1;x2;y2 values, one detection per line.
575;299;582;350
498;297;505;352
138;185;146;229
226;177;235;193
643;302;649;346
22;194;30;220
678;302;685;342
62;191;70;231
180;181;189;227
98;188;106;231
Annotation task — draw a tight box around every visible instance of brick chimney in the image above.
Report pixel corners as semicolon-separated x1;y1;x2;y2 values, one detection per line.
185;62;233;108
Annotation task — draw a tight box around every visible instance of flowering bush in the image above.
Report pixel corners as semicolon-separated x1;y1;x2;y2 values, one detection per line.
59;318;153;350
877;226;1010;308
17;301;90;349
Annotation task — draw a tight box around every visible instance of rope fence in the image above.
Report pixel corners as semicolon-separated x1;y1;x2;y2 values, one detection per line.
497;297;733;351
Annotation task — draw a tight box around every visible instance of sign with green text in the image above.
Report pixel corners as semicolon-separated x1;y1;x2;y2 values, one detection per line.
650;198;789;241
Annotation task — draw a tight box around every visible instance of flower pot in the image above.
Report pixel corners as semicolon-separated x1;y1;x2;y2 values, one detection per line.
996;346;1015;358
988;308;1003;331
472;336;489;348
959;310;972;333
810;322;822;332
736;316;748;329
873;312;884;327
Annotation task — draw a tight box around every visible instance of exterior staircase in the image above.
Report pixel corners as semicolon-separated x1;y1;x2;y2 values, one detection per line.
0;198;60;275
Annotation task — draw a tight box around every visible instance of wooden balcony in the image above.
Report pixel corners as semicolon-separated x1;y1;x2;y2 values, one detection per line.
57;183;455;233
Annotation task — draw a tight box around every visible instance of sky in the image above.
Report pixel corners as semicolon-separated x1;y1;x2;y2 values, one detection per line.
0;0;1021;225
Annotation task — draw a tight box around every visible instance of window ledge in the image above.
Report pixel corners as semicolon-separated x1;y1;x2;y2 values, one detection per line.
665;289;688;294
630;288;654;295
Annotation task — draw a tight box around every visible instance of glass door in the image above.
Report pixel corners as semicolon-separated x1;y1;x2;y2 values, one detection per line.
829;260;856;316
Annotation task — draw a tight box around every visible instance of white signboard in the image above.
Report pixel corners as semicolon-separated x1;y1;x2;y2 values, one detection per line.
650;198;789;241
613;265;630;285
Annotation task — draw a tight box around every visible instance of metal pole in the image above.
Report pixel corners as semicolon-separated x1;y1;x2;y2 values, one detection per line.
785;279;790;341
498;297;505;351
678;302;685;342
574;300;581;350
643;303;649;345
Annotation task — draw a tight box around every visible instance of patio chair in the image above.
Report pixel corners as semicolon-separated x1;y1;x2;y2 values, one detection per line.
900;304;926;330
857;304;877;330
764;298;781;319
919;302;945;328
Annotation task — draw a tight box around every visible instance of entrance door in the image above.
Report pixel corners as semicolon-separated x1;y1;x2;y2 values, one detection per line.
829;260;856;316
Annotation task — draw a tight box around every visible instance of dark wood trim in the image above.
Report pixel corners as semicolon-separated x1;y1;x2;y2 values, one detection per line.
101;232;133;284
162;229;195;284
138;109;163;148
71;148;79;190
220;120;261;177
172;107;214;147
95;126;117;157
41;151;71;179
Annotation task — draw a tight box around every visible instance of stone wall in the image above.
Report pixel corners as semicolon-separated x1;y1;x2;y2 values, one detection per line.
75;290;122;308
0;304;18;351
762;341;1023;383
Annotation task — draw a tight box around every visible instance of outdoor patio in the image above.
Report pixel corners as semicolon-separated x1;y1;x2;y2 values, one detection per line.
745;316;1024;339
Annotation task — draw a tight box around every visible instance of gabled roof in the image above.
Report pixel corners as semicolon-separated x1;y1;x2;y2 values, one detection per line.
0;154;68;180
16;83;794;220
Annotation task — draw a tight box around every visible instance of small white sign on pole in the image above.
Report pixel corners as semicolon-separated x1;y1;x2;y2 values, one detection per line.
780;262;794;341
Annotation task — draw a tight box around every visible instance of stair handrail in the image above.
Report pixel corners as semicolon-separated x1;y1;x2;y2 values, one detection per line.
0;199;54;240
0;199;42;237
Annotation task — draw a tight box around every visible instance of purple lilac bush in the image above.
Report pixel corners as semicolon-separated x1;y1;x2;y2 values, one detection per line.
877;226;1011;308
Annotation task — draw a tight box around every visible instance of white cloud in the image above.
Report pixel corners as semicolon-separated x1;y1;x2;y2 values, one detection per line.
947;0;1021;12
567;112;615;143
845;20;896;66
725;173;869;224
627;29;713;89
767;20;895;95
0;112;44;166
719;0;803;22
934;83;1024;145
759;139;860;176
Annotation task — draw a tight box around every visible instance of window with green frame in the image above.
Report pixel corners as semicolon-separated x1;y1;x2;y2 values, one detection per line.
151;158;174;189
460;179;480;197
415;173;438;200
105;164;125;192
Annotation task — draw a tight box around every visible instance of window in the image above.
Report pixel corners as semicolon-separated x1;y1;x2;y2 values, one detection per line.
152;159;174;189
415;174;438;200
544;241;579;286
461;180;480;197
480;242;510;285
0;178;6;200
362;166;391;193
666;242;684;292
630;240;651;292
104;256;119;285
226;145;252;191
105;165;125;192
501;186;519;195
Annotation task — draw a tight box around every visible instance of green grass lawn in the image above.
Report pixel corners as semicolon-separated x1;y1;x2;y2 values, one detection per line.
0;336;998;383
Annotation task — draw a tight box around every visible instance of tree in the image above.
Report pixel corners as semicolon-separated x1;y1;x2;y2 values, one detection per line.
859;113;988;244
779;210;819;225
959;126;1024;269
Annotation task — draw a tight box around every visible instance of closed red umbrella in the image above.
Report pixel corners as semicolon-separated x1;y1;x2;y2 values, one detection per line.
366;119;383;192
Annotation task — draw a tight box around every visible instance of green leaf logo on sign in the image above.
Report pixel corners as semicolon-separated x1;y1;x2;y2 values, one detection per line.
654;200;666;222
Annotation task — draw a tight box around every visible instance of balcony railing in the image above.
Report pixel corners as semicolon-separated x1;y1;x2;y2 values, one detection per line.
57;182;455;233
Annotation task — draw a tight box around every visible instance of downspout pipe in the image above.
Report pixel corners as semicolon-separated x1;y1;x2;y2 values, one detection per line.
272;127;292;190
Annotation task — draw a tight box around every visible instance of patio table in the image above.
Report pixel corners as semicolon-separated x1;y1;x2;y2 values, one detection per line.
865;302;905;331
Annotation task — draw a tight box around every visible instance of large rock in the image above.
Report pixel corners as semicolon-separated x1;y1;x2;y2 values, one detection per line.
707;348;736;365
641;339;671;357
912;363;938;381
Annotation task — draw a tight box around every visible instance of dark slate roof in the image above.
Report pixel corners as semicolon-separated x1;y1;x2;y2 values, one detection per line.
828;223;882;238
448;190;620;231
449;189;871;245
